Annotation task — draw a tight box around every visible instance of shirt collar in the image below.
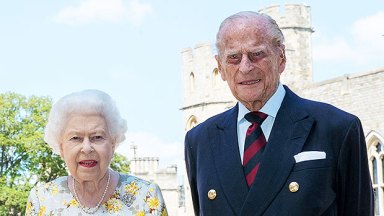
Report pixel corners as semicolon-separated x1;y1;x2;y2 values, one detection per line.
237;82;286;123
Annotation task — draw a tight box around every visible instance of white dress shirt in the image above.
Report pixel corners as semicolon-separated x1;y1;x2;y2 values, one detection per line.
237;83;286;163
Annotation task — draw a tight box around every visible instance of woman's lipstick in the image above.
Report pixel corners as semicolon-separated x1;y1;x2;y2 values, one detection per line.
79;160;97;168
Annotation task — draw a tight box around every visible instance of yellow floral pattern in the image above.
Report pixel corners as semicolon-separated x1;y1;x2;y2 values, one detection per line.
136;211;145;216
125;180;140;195
146;197;159;210
37;206;46;216
63;198;79;208
25;202;33;215
25;174;168;215
161;208;168;216
105;198;123;213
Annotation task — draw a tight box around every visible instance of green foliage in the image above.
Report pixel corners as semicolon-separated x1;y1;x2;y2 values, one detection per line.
110;153;130;174
0;92;130;215
0;92;67;215
0;176;31;216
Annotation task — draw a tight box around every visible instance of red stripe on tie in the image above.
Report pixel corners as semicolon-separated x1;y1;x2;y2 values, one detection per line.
243;111;268;188
246;124;258;136
246;163;260;186
243;136;267;165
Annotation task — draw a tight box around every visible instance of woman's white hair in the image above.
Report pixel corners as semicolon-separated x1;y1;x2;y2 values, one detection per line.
44;89;127;154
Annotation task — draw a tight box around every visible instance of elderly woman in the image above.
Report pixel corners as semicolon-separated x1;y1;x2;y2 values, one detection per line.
26;89;168;215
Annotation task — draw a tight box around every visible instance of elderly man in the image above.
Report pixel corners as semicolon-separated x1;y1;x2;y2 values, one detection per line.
184;11;373;215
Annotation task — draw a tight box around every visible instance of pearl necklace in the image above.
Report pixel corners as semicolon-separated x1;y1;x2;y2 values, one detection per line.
72;170;111;214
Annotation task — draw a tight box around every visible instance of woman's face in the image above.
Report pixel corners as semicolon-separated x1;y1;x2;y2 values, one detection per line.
60;114;115;182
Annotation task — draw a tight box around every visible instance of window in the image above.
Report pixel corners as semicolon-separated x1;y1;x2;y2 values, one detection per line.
367;131;384;215
212;68;220;88
373;157;378;184
189;72;195;92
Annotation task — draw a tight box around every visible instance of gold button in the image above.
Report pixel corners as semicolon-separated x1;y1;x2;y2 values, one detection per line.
289;182;299;193
207;189;216;200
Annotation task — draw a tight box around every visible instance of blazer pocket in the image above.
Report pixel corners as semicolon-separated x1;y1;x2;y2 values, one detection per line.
292;159;333;172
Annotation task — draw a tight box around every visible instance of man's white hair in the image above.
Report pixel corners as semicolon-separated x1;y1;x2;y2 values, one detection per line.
216;11;285;56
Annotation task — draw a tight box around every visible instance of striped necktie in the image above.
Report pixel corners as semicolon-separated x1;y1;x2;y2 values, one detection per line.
243;111;268;187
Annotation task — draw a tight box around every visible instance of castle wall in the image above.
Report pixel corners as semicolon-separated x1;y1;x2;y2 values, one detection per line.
260;4;313;92
301;69;384;136
181;43;235;131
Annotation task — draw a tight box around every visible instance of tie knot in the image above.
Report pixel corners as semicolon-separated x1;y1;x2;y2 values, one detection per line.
244;111;268;125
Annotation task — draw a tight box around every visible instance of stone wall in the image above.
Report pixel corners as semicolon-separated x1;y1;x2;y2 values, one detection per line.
301;69;384;136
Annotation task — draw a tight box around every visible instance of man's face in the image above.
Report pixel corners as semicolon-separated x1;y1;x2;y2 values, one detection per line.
216;18;286;111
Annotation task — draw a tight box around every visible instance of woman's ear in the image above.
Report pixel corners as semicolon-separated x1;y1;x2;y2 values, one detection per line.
111;138;117;152
59;143;65;159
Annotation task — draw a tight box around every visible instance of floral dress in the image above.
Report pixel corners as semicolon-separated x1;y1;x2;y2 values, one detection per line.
25;174;168;216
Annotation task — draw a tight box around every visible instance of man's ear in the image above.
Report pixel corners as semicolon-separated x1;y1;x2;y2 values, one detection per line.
215;54;227;81
278;45;286;74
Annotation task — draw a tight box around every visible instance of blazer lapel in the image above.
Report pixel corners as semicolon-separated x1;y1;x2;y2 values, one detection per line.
210;105;248;214
241;87;315;215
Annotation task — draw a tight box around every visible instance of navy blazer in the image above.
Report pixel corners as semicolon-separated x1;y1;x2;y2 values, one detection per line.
184;86;373;216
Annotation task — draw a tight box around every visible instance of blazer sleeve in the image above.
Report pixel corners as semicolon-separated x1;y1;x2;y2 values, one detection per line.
184;131;200;215
336;117;374;215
